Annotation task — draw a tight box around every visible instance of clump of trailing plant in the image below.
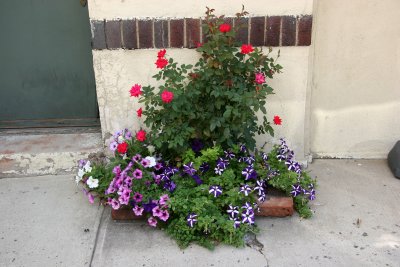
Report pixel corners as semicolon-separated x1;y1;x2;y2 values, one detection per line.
75;128;173;227
135;7;283;159
164;138;316;249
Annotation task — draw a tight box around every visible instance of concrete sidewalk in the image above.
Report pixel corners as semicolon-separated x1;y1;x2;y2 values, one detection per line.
1;159;399;267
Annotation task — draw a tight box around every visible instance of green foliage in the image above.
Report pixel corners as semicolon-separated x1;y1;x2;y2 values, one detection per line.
139;7;282;159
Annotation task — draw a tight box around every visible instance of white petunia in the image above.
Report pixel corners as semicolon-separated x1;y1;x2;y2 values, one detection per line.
86;176;99;188
77;168;85;178
145;156;157;168
117;135;124;144
75;175;82;184
83;161;92;173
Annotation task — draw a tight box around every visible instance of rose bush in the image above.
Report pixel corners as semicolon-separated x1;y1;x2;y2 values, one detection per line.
136;7;283;159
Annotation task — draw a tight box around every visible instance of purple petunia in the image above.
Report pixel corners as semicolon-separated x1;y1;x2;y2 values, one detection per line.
186;213;197;227
233;219;241;229
110;198;120;210
209;185;223;197
148;216;157;227
191;174;203;185
154;162;163;171
163;181;176;193
183;162;196;176
199;162;210;173
191;139;204;153
143;200;158;213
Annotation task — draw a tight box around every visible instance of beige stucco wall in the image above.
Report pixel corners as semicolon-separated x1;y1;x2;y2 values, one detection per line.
93;47;310;160
88;0;312;19
310;0;400;158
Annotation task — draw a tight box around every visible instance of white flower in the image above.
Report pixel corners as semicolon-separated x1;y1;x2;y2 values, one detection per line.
145;156;157;168
86;176;99;188
83;161;92;173
75;175;82;184
117;135;124;144
77;168;85;178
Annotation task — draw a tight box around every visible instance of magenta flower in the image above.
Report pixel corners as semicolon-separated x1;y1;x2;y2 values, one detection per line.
148;216;158;227
133;192;143;202
152;206;163;217
110;199;120;210
88;193;94;204
133;169;143;179
118;195;129;205
159;194;169;205
255;72;265;84
159;210;169;221
132;205;144;216
141;158;150;168
132;154;142;162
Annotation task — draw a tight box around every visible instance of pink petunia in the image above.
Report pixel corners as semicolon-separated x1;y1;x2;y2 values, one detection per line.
148;216;158;227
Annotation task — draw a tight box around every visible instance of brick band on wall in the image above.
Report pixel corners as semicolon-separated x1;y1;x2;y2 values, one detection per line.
91;15;312;50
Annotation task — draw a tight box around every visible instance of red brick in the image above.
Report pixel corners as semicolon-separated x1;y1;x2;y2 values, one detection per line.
170;19;184;48
122;19;137;49
298;15;312;46
105;20;121;49
138;20;153;49
91;20;106;50
250;17;265;46
185;18;200;48
266;16;281;47
111;208;144;220
255;196;294;217
281;16;296;46
234;17;249;44
154;19;169;48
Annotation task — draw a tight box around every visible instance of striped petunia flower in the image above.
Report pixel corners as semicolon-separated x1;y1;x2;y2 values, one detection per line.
240;144;247;153
241;212;255;225
224;150;235;159
186;213;198;227
239;184;252;196
209;185;223;197
227;205;239;218
290;184;302;197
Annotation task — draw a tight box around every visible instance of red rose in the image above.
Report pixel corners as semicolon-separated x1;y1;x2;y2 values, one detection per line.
136;130;147;142
273;115;282;125
137;107;142;118
155;57;168;69
157;49;166;58
161;90;174;103
130;84;142;97
241;44;254;54
117;142;128;154
219;23;231;33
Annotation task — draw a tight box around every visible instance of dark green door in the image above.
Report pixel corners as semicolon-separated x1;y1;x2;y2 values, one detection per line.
0;0;98;129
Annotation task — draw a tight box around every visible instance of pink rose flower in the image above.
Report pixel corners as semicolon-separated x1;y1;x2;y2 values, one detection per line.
161;90;174;103
255;73;265;84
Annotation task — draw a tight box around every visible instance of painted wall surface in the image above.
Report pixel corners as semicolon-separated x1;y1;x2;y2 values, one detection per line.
88;0;312;19
93;47;310;160
310;0;400;158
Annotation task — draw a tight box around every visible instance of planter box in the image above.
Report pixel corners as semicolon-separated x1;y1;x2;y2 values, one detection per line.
111;208;143;220
111;193;293;220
